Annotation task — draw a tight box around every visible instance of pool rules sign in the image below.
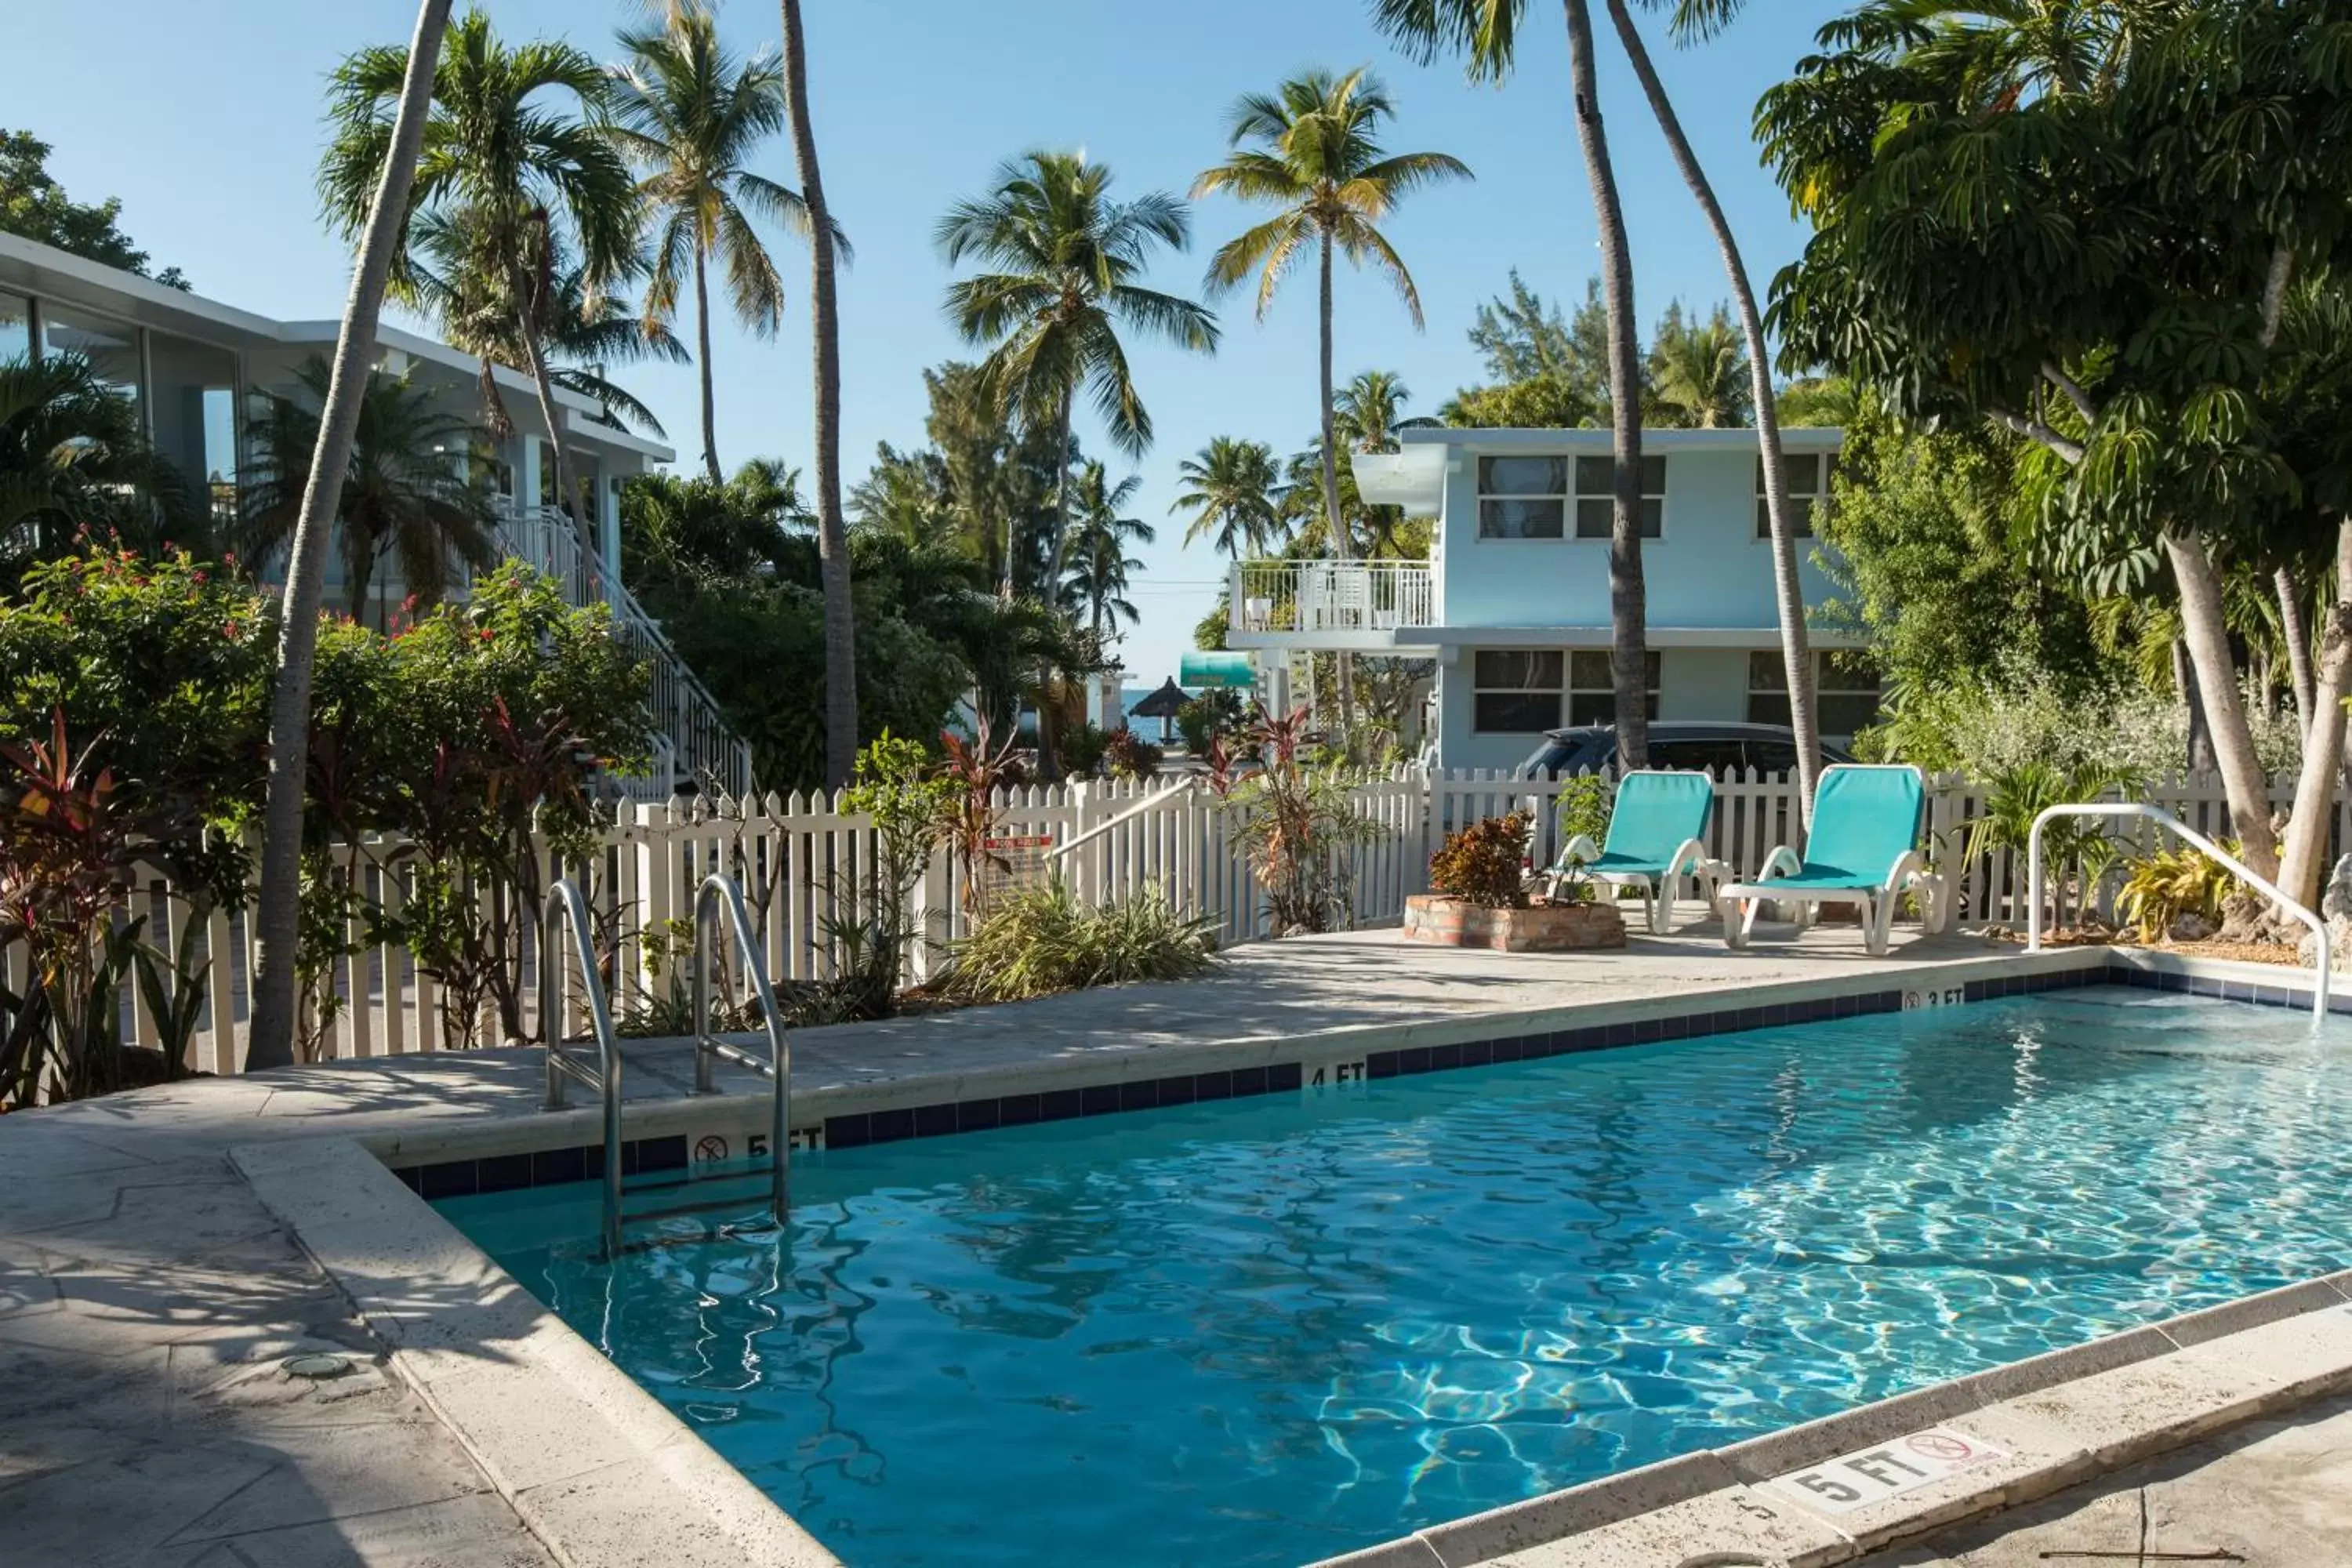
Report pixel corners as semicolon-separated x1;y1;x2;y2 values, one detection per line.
1766;1428;2005;1515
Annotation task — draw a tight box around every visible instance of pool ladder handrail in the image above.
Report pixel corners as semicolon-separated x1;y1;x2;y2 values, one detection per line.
2024;802;2330;1021
690;872;792;1228
539;879;626;1260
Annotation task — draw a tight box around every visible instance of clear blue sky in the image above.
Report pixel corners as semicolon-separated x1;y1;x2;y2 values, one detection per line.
14;0;1846;690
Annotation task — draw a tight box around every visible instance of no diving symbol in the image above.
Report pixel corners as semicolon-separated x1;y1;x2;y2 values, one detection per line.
695;1134;729;1164
1907;1432;1974;1463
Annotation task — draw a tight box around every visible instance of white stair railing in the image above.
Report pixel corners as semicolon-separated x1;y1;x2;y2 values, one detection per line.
2025;802;2329;1020
493;505;753;801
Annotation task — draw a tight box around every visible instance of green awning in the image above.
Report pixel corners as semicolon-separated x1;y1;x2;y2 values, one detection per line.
1179;651;1256;689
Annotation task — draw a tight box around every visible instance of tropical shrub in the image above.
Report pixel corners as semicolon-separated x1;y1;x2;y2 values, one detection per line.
942;719;1022;916
1058;720;1111;779
1217;705;1392;935
1176;689;1245;754
1963;760;2141;930
1103;727;1162;779
835;731;958;1014
2117;844;2238;944
1429;812;1530;909
936;879;1217;1003
1554;774;1611;848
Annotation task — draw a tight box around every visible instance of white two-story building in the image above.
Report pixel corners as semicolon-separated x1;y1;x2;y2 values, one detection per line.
0;232;749;796
1225;426;1871;773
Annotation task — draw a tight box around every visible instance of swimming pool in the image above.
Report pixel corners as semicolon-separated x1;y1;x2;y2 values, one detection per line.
437;986;2352;1567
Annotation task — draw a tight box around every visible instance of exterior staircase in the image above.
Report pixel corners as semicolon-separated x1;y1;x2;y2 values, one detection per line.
492;504;753;801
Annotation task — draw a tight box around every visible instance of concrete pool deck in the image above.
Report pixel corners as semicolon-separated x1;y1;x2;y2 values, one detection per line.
1;925;2345;1567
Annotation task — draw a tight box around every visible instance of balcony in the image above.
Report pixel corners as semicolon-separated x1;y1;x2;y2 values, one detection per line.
1228;559;1437;648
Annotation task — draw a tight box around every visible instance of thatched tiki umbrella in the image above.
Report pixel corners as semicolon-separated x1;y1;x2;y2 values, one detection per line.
1130;677;1191;744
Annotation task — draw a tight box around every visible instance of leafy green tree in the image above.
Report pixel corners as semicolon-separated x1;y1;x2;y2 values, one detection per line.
318;7;637;547
940;151;1218;592
1371;2;1653;765
238;357;498;625
1171;437;1282;561
1761;0;2352;898
1646;301;1749;428
0;354;201;582
1444;270;1610;426
0;130;187;289
609;9;823;481
1192;68;1469;563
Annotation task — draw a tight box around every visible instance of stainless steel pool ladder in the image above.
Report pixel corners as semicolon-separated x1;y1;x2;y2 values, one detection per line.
539;879;626;1260
687;872;792;1229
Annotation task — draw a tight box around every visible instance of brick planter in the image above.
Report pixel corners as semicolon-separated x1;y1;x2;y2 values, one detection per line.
1403;895;1628;953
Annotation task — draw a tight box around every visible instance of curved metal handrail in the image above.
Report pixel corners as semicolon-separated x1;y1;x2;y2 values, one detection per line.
540;879;624;1259
2026;804;2330;1021
690;873;791;1225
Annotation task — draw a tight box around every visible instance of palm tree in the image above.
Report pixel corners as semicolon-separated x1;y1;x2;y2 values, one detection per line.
1192;69;1469;565
1599;0;1821;812
318;7;637;558
1171;437;1282;561
1372;3;1648;764
536;258;689;437
252;0;454;1073
0;353;201;583
1646;303;1750;427
608;9;821;481
1333;368;1436;453
239;358;497;626
1060;463;1150;641
938;151;1220;593
776;0;857;790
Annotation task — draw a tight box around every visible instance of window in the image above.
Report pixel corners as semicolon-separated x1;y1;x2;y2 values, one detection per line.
1756;451;1838;539
1567;650;1661;726
0;292;27;363
40;304;143;411
1477;456;1566;539
1574;456;1666;539
1748;651;1882;735
1472;650;1563;732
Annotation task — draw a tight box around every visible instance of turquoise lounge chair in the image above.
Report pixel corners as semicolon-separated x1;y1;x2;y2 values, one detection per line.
1541;770;1723;935
1714;763;1949;956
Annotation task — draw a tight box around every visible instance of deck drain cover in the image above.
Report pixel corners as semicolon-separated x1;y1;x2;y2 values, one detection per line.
282;1352;354;1381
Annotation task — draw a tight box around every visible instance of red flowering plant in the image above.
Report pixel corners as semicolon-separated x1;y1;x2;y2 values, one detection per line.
1219;704;1392;936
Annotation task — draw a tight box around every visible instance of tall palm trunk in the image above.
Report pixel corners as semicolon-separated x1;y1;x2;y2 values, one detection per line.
1035;385;1077;782
2278;521;2352;911
514;299;596;575
1606;0;1813;811
779;0;856;792
249;0;453;1073
694;240;721;484
2168;529;2279;875
1319;230;1357;737
2278;564;2314;739
1563;0;1648;768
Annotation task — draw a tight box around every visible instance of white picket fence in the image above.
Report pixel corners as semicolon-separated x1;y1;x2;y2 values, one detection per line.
27;766;2341;1078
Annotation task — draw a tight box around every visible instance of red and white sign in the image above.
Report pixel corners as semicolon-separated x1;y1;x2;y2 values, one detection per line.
978;832;1055;907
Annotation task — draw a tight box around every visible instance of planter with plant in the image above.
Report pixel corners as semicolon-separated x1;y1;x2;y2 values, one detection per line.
1406;810;1626;953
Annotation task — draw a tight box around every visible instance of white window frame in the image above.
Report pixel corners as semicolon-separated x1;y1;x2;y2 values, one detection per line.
1567;649;1661;726
1747;650;1881;735
1475;456;1568;540
1470;649;1565;733
1574;455;1666;540
1756;451;1838;539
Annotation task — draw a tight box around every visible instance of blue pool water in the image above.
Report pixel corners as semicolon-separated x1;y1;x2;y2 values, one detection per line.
438;989;2352;1568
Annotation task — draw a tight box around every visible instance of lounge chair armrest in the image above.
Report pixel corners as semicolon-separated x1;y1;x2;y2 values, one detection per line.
1664;837;1708;877
1560;834;1602;867
1755;845;1803;884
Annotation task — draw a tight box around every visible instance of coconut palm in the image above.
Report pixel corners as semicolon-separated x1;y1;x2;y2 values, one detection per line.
1372;2;1647;764
252;0;454;1073
0;353;201;582
1192;69;1469;564
608;9;823;481
777;0;856;789
318;7;637;555
1060;463;1151;641
1646;303;1750;428
1171;437;1283;561
238;357;497;626
939;151;1220;593
1333;368;1437;454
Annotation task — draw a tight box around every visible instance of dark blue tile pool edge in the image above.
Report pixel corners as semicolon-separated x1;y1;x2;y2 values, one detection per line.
405;955;2279;1195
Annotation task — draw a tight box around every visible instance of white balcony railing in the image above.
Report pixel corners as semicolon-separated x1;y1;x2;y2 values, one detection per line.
1230;559;1436;638
492;504;753;802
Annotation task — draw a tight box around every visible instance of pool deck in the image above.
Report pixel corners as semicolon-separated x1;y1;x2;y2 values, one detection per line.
2;924;2345;1567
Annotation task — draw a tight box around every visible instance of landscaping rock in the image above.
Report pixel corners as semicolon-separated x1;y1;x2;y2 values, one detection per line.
2169;912;2217;942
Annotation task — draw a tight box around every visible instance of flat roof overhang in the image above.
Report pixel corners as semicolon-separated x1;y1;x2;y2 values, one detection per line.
1225;624;1868;653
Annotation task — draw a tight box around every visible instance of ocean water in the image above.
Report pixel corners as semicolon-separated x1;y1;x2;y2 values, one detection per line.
439;989;2352;1567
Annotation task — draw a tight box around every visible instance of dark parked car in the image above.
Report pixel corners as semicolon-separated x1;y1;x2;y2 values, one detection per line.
1518;722;1855;779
